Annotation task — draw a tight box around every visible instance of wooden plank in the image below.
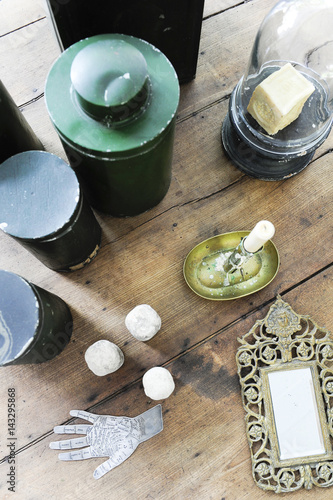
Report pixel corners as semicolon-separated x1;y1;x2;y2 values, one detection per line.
0;0;276;114
0;18;60;106
20;94;333;240
19;97;66;159
204;0;244;18
0;146;331;451
0;0;46;36
18;97;244;243
0;270;331;499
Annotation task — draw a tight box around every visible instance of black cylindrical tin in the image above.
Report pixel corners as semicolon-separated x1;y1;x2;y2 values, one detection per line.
0;80;43;163
0;270;73;365
45;0;204;83
0;151;102;271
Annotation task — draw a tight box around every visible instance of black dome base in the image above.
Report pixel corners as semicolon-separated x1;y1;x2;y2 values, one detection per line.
221;112;315;181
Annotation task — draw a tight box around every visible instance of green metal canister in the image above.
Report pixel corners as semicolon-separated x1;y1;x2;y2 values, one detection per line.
45;34;180;216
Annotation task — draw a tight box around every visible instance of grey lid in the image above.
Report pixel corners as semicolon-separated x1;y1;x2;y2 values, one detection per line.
0;270;39;365
0;151;80;240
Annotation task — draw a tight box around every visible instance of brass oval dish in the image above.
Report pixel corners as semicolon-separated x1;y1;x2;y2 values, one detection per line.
183;231;279;300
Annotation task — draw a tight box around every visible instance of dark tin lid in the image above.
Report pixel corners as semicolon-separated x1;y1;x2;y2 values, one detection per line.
0;151;80;240
0;270;39;365
45;34;180;158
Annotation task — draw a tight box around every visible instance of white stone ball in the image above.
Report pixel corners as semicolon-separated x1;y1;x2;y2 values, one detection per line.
125;304;161;341
142;366;175;400
84;340;124;376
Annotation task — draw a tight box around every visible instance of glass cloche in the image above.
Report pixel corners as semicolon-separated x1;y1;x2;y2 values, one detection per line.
222;0;333;180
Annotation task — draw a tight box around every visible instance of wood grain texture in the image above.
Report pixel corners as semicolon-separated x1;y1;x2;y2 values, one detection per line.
0;272;331;500
0;0;332;499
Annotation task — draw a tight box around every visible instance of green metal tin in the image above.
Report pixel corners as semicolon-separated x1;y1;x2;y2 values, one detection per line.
0;151;101;272
0;270;73;365
45;34;180;216
0;80;43;163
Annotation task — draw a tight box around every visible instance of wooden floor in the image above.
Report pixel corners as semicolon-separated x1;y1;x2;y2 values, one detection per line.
0;1;332;499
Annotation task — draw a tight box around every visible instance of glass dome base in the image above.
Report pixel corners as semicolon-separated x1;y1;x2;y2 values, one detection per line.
222;111;316;181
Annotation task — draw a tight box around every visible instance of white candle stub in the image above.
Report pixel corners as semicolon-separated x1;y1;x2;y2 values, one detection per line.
244;220;275;253
143;366;175;400
85;340;124;376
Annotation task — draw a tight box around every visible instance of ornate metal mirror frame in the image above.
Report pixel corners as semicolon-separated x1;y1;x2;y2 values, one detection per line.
237;296;333;493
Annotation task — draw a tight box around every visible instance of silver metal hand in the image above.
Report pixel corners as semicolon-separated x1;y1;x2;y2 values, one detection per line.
50;405;163;479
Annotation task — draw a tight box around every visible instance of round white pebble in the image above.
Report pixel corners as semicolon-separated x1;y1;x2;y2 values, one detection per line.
142;366;175;400
85;340;124;376
125;304;161;341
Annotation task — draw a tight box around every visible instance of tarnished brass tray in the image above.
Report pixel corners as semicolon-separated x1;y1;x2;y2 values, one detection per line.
183;231;279;300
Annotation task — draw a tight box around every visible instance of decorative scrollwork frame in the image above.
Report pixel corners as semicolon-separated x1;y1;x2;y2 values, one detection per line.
237;296;333;493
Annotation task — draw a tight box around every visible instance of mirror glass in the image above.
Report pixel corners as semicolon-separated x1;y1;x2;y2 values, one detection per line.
268;367;326;460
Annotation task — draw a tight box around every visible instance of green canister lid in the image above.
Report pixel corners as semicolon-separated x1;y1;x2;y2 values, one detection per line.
45;34;180;158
